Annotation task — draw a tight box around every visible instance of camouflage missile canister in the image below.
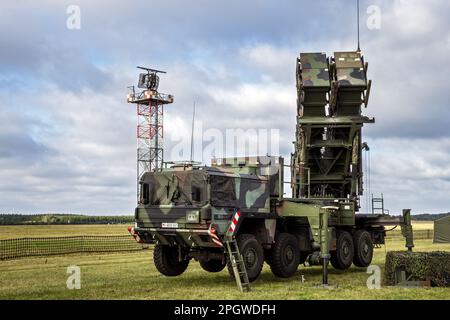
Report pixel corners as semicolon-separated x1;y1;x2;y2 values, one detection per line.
297;52;330;117
292;51;373;207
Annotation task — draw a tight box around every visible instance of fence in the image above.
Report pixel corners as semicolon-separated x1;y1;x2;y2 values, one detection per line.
0;235;148;261
386;229;434;240
0;230;434;261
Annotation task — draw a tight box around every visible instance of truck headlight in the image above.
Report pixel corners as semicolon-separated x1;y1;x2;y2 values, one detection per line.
186;210;200;223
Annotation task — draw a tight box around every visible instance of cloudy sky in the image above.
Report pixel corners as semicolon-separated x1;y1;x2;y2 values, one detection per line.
0;0;449;215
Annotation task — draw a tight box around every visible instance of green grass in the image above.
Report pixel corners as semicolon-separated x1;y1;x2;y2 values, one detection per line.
1;238;449;300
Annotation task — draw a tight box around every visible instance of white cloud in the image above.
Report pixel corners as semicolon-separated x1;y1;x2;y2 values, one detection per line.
391;0;440;37
239;44;295;82
361;138;450;213
0;0;449;215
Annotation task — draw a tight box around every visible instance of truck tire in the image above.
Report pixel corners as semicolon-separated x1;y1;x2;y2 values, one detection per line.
270;233;300;278
330;230;354;270
226;234;264;282
153;245;189;276
200;259;226;273
353;230;374;267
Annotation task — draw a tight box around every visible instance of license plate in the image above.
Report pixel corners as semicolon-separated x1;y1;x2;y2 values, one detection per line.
161;222;178;228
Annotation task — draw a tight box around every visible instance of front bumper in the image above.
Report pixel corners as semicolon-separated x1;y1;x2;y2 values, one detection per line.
134;227;222;248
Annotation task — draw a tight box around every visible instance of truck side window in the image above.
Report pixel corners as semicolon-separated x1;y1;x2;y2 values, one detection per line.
191;186;202;202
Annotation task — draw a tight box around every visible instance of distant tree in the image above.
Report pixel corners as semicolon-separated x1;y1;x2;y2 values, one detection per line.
0;214;134;225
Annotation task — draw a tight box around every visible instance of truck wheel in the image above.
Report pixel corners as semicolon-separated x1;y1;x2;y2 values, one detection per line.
330;230;354;270
226;234;264;282
270;233;300;278
153;245;189;276
353;230;374;267
200;259;226;273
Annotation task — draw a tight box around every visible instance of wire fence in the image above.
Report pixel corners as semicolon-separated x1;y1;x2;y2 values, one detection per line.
0;235;149;261
387;229;434;240
0;230;434;261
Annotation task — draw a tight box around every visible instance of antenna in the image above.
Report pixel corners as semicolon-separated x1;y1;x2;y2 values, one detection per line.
357;0;361;52
127;66;173;203
136;66;166;74
190;101;196;162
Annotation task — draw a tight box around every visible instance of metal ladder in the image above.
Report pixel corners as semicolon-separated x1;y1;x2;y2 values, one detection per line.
371;193;385;214
225;239;250;292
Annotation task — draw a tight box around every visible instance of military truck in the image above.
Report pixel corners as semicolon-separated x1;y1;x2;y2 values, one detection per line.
133;157;282;281
131;50;413;285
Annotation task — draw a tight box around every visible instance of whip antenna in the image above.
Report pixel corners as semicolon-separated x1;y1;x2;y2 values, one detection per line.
357;0;361;52
190;101;196;162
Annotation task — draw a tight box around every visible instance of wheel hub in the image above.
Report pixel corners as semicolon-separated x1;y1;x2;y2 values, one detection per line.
343;244;349;256
285;246;294;263
245;248;257;268
363;243;369;255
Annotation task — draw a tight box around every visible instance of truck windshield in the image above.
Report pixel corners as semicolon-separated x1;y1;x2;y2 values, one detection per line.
140;171;208;206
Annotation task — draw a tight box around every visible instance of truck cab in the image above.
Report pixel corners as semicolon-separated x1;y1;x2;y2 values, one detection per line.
133;157;283;280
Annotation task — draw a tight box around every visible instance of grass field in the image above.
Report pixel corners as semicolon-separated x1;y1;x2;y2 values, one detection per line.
0;224;449;300
0;220;433;239
411;221;434;230
0;224;129;239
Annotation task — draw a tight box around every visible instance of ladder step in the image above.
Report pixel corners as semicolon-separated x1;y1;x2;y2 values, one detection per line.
225;240;250;293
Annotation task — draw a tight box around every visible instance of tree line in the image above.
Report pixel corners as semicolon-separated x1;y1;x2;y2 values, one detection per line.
0;212;448;225
411;213;450;221
0;214;134;225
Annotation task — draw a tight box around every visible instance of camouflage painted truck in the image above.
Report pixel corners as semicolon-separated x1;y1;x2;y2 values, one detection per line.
130;50;414;287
